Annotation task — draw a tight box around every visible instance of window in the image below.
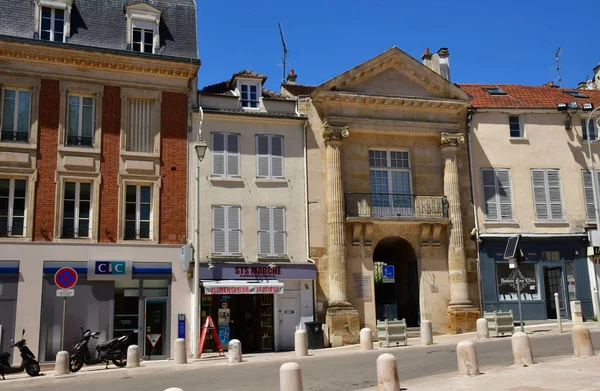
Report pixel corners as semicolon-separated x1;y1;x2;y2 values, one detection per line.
481;168;513;221
212;206;241;255
62;182;91;238
582;119;596;141
531;169;564;221
369;150;412;217
0;178;26;237
241;84;259;108
124;185;152;240
256;135;284;179
581;170;600;221
258;207;286;256
132;27;154;53
483;87;506;95
126;98;155;153
1;88;31;142
496;263;540;301
509;115;522;138
40;7;65;42
566;91;588;99
542;251;560;261
67;95;94;147
212;133;240;177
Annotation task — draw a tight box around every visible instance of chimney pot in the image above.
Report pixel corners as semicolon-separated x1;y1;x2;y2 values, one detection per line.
286;70;298;84
548;81;554;87
289;69;294;75
424;48;430;55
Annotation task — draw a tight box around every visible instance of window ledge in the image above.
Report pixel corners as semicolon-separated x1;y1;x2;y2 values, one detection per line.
257;256;290;262
54;238;98;244
255;178;287;185
118;239;159;245
533;221;569;227
120;150;160;159
0;142;37;151
210;255;245;262
483;221;520;227
210;177;243;183
0;236;32;243
58;145;101;155
509;137;529;143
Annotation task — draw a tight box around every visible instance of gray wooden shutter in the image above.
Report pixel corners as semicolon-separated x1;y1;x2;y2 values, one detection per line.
496;169;513;221
256;135;270;178
212;133;225;176
226;134;240;177
271;136;284;178
227;206;241;254
531;170;549;220
481;169;499;220
547;170;563;220
212;206;225;254
257;207;271;255
272;207;286;255
582;171;595;220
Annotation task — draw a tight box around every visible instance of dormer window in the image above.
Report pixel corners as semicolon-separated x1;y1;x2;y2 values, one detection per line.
132;22;155;53
125;3;162;55
241;83;259;108
34;0;73;43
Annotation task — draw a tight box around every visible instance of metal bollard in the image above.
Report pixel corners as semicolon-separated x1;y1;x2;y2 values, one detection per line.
54;351;69;376
360;328;373;351
571;324;595;357
456;341;480;376
511;332;534;365
228;339;242;364
126;345;140;368
174;338;187;364
476;318;489;340
554;293;562;333
295;329;308;357
376;353;400;391
420;320;433;345
280;362;303;391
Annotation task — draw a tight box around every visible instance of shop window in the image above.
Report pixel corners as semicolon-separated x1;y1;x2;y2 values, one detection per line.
61;181;92;239
496;263;540;301
256;135;284;179
0;178;26;237
542;251;560;261
124;185;152;240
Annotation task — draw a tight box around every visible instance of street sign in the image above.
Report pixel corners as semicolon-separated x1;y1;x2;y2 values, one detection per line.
382;265;395;283
55;267;78;289
587;246;600;257
56;289;75;297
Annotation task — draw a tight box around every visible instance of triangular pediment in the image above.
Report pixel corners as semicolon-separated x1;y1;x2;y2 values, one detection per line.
315;47;470;102
125;2;162;16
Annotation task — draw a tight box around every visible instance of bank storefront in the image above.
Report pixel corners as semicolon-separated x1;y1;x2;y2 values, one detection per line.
480;235;593;320
199;262;316;352
0;261;19;355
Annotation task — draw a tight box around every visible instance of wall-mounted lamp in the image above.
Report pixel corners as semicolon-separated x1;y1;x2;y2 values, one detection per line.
583;103;594;112
195;139;208;161
557;103;568;112
569;102;579;110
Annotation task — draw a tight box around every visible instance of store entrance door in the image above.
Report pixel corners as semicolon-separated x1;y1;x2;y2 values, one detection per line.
544;266;563;319
144;298;167;360
280;293;300;350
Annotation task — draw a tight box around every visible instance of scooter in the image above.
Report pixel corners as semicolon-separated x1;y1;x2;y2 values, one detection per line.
0;329;41;380
69;326;130;373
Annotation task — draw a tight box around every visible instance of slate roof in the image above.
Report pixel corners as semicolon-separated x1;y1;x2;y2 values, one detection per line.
459;84;600;109
0;0;198;60
280;83;317;96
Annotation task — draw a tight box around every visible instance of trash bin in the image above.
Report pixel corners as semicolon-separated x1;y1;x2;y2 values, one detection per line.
304;321;324;350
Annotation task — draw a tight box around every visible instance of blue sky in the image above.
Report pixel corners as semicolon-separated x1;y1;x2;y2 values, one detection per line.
197;0;600;91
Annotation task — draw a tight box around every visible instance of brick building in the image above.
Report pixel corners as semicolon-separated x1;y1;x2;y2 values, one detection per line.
0;0;199;362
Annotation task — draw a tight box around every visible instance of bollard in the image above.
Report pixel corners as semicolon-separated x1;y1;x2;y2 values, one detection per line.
54;351;69;376
456;341;480;376
360;328;373;351
164;389;183;391
126;345;140;368
571;324;595;357
174;338;187;364
295;329;308;357
376;353;400;391
420;320;433;346
554;293;562;333
280;362;303;391
511;332;534;365
476;318;489;340
228;339;242;364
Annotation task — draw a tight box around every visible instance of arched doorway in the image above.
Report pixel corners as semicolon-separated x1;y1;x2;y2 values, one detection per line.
373;236;419;326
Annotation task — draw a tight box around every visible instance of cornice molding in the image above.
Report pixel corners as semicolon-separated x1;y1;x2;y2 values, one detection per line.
324;116;461;134
313;91;467;112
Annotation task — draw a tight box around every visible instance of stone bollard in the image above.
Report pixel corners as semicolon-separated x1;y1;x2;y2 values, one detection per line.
420;320;433;346
511;332;534;365
295;329;308;357
54;351;69;376
456;341;480;376
476;318;489;340
280;362;303;391
228;339;242;364
571;325;595;357
360;328;373;351
164;389;183;391
126;345;140;368
376;353;400;391
174;338;187;364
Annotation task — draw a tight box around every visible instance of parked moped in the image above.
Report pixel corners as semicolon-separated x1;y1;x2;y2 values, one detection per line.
69;326;130;372
0;329;41;380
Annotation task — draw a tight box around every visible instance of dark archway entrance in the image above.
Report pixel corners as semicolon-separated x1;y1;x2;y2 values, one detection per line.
373;236;419;326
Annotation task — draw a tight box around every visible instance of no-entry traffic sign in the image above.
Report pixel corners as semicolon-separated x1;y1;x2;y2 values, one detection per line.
55;267;78;289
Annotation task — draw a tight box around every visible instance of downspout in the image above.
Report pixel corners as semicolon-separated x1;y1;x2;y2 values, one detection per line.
192;104;204;358
466;107;483;314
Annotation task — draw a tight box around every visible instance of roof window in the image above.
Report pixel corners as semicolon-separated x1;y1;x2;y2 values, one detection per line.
483;87;506;95
565;91;589;99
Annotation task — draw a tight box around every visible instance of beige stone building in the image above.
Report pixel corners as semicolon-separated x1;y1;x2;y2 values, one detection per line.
282;47;480;343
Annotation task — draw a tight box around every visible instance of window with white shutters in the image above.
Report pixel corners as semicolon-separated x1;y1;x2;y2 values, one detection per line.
256;135;284;179
481;168;514;221
531;169;564;221
582;119;596;141
581;170;600;221
212;206;241;255
212;133;240;177
126;98;155;153
257;207;286;256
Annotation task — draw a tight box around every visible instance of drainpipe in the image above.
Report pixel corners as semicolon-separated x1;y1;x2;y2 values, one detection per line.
465;107;483;314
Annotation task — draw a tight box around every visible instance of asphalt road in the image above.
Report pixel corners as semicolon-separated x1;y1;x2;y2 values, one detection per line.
5;332;600;391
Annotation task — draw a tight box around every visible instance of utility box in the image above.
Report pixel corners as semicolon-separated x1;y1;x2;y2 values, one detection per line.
570;300;583;323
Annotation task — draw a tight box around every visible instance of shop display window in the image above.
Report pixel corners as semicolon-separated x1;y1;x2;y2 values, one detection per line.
260;295;274;351
496;263;541;301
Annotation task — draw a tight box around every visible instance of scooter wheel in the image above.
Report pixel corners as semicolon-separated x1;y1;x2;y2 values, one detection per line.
26;362;40;377
112;352;127;367
69;356;84;373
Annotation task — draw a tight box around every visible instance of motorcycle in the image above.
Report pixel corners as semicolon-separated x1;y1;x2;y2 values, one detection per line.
69;326;130;372
0;329;41;380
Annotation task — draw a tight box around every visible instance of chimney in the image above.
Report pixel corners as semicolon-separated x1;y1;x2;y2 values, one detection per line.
421;48;432;70
286;69;297;84
578;81;589;90
422;47;451;82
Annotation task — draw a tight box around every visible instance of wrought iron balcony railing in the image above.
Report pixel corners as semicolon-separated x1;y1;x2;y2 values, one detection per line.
344;193;449;219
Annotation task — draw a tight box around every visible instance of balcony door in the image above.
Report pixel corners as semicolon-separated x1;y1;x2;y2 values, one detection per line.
369;150;413;218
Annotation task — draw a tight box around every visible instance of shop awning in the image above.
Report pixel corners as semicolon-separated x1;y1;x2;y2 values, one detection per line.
0;261;19;274
202;280;284;295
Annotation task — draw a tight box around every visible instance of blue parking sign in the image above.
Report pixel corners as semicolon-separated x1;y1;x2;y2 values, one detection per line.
382;265;395;279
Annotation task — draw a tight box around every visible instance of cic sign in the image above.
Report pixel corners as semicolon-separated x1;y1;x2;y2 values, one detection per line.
87;260;132;280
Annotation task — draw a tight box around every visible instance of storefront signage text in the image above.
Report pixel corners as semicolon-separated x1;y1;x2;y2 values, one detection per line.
205;285;283;295
234;266;282;276
87;260;132;281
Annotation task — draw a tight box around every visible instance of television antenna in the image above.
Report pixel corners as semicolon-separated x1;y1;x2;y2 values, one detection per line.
278;22;288;83
555;47;562;87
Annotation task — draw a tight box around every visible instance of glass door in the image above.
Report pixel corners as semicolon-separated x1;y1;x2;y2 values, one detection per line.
144;298;167;360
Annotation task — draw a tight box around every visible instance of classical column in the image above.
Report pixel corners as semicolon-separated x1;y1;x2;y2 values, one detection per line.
440;132;472;307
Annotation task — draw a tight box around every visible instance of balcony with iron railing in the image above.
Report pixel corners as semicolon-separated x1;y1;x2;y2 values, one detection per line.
345;193;449;220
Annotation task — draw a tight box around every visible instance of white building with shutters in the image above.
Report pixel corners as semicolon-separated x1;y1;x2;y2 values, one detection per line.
187;70;316;352
460;83;600;322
